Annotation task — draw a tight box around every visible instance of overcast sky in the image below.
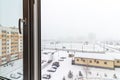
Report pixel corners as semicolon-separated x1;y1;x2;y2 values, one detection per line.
0;0;22;27
41;0;120;41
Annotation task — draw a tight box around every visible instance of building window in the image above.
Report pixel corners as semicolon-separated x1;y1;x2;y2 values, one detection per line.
83;60;85;62
104;62;107;64
96;61;99;64
77;59;79;61
117;61;119;63
89;60;92;63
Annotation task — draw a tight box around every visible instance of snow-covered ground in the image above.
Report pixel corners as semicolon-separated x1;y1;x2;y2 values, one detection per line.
98;43;120;53
42;50;120;80
1;42;120;80
0;59;23;80
41;42;104;52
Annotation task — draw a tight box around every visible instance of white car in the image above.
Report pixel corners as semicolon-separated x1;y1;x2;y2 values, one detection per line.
10;73;21;79
52;66;57;69
42;74;51;79
47;68;56;72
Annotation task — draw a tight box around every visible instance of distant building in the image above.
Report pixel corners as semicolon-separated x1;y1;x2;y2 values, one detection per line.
0;26;23;65
107;53;120;67
73;52;120;69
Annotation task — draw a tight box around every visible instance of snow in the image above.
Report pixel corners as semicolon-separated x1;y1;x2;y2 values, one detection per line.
42;50;120;80
42;50;56;53
75;52;114;60
0;59;23;80
107;53;120;59
42;42;104;52
98;43;120;53
1;42;120;80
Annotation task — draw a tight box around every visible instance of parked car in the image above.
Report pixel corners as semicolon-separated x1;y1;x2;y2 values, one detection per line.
41;60;46;64
47;60;52;63
42;74;51;79
43;52;48;55
52;66;58;69
60;57;66;59
10;74;21;79
62;46;66;49
58;59;64;61
52;62;60;67
47;68;56;72
17;72;23;75
51;52;54;55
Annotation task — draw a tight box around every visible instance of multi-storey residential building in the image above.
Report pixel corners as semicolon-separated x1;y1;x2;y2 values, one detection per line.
0;26;23;65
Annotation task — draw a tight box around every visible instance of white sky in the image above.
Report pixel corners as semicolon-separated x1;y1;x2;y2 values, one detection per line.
41;0;120;41
0;0;22;27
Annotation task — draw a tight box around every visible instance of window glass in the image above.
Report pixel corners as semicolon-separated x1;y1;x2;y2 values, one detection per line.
0;0;23;79
41;0;120;80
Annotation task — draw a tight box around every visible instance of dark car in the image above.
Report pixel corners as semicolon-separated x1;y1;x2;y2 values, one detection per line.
58;59;64;61
43;52;48;55
52;62;60;67
47;60;52;63
42;74;51;79
17;72;23;75
60;57;66;59
51;52;54;55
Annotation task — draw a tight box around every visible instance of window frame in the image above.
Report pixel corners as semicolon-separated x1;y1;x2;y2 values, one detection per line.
38;0;41;80
23;0;34;80
0;0;34;79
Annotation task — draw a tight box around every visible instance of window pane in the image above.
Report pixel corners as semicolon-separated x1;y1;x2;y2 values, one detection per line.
0;0;23;80
41;0;120;80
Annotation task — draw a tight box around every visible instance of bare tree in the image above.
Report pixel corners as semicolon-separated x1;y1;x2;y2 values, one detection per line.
104;73;107;77
79;71;83;76
113;74;117;79
68;70;73;79
63;76;66;80
97;73;99;76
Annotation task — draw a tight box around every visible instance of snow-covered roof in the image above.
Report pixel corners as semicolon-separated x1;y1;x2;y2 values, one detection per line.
106;53;120;60
74;52;114;60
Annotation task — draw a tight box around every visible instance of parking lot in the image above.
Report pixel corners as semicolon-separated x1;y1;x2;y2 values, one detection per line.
42;50;120;80
0;59;23;80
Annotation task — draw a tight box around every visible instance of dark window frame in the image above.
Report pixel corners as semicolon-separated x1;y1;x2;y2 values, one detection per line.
23;0;34;80
0;0;34;80
38;0;41;80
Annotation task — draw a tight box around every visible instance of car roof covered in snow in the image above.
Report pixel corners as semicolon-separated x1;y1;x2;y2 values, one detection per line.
74;52;114;60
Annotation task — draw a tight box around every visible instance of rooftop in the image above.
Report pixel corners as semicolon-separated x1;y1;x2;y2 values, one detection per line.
106;53;120;60
74;52;114;60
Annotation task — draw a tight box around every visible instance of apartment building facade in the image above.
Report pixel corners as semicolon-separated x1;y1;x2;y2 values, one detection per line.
0;26;23;65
